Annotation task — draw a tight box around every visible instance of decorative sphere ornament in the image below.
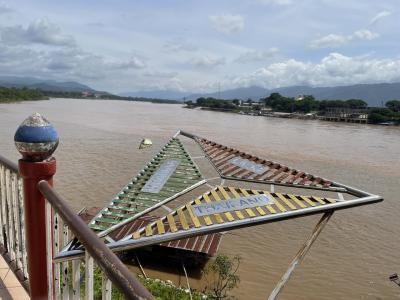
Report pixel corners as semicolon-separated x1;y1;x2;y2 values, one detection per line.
14;113;59;161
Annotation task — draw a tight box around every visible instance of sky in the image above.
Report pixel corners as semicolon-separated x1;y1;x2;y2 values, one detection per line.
0;0;399;93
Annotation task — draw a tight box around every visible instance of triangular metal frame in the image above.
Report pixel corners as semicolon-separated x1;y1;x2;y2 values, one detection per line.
88;135;206;238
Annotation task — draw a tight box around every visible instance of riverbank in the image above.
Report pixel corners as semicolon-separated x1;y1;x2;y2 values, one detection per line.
0;87;48;103
185;105;399;126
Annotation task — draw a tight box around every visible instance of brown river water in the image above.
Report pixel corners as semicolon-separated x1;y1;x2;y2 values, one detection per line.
0;98;399;299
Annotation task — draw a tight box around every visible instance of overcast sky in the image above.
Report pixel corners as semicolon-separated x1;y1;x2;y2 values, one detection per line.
0;0;399;93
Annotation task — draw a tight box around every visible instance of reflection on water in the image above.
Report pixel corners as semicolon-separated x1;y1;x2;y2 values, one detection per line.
0;99;399;299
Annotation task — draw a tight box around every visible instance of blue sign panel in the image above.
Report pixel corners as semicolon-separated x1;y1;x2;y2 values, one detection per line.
192;194;275;216
229;157;267;175
141;159;180;193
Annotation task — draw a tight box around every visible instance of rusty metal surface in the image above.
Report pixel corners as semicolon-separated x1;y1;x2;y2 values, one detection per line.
110;215;222;257
179;131;334;189
38;181;154;300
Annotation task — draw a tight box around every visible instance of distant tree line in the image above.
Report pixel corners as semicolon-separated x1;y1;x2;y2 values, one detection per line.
368;100;400;124
196;97;239;110
262;93;368;113
190;92;400;124
0;87;48;102
40;90;181;104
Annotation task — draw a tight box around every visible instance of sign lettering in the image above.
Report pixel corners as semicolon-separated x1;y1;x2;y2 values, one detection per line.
229;157;267;175
141;160;180;193
192;194;275;216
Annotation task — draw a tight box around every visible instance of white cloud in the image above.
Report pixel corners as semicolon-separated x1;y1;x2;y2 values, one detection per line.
105;57;146;69
163;38;198;52
0;2;13;14
310;29;379;48
236;48;279;63
0;19;75;46
189;55;225;67
352;29;379;41
370;10;392;25
256;0;292;5
209;14;244;35
226;53;400;88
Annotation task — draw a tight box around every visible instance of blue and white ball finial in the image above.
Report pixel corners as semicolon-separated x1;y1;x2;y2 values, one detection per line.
14;113;59;161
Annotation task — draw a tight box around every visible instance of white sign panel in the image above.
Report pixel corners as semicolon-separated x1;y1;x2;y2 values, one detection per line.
141;160;180;193
192;194;275;216
229;157;267;175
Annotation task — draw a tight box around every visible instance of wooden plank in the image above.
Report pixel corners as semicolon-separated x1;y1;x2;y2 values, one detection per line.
212;188;235;221
275;192;296;210
54;213;61;298
62;221;70;300
239;188;257;217
102;274;112;300
85;252;94;300
263;191;284;212
186;204;201;228
145;224;153;237
251;190;267;215
156;219;166;234
287;194;307;208
11;173;21;270
167;214;178;232
227;187;246;219
203;194;224;224
299;195;316;207
72;260;81;300
194;198;212;225
177;208;189;230
311;196;326;205
133;230;141;239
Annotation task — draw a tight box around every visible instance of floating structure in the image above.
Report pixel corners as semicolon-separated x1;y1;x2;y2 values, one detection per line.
88;137;205;237
139;138;153;149
321;107;368;124
57;129;382;299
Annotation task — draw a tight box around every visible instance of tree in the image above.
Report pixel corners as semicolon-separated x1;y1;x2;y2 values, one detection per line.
203;254;241;299
386;100;400;112
345;99;368;109
232;99;240;106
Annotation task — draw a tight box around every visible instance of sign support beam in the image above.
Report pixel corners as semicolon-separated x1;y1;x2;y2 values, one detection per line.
267;211;333;300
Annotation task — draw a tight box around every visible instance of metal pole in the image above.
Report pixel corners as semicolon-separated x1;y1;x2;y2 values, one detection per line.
268;211;333;300
15;113;59;300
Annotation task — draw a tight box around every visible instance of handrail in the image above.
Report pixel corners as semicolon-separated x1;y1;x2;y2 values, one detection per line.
0;154;18;173
37;181;154;300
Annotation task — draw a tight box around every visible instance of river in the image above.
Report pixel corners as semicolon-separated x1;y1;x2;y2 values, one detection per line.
0;98;399;299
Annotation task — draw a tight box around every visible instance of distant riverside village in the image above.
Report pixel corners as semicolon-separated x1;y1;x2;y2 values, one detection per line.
185;93;400;125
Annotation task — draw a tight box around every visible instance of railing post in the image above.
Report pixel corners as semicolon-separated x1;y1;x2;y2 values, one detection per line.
15;113;59;300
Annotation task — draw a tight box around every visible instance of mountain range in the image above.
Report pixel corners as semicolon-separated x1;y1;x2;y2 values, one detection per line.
0;76;95;92
1;75;399;107
123;82;400;107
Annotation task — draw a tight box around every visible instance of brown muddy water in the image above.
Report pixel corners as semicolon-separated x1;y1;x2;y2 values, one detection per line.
0;98;399;299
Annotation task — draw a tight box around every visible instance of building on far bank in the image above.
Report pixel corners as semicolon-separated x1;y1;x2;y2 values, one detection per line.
321;107;368;123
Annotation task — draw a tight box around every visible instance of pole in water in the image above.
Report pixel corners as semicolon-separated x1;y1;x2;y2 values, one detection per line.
15;112;59;300
268;212;333;300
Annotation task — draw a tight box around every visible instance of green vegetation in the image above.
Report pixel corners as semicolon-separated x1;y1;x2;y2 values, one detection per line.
0;87;48;102
361;99;400;124
43;90;180;104
190;97;239;111
262;93;367;113
202;254;241;299
78;253;242;300
83;268;208;300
